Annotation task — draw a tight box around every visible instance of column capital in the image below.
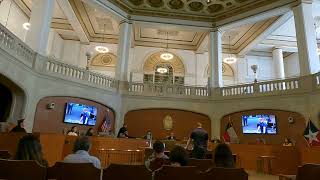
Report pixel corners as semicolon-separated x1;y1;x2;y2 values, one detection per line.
210;27;222;33
272;47;283;51
119;19;133;25
292;0;313;6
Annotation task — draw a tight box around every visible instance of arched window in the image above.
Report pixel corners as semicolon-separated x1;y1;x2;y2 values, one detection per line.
143;52;185;85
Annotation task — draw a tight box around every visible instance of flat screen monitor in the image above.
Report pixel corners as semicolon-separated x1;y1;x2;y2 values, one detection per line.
63;102;97;126
242;114;277;134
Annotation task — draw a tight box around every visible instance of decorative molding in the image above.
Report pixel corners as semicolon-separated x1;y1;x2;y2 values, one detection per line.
90;53;117;71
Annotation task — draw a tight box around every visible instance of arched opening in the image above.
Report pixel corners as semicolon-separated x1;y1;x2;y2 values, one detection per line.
0;84;13;122
206;63;235;86
143;51;185;85
0;74;26;122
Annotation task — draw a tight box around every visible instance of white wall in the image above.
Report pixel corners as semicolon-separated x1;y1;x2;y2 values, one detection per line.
47;29;64;59
284;53;300;77
0;0;29;41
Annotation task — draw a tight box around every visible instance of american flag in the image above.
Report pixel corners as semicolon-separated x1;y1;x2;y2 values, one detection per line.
100;112;112;132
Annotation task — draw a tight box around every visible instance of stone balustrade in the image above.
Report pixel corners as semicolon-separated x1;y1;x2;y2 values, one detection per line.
1;23;320;100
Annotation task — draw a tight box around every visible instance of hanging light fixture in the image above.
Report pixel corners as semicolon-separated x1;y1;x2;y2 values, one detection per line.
317;48;320;55
156;67;168;74
95;24;109;54
22;22;30;30
223;36;237;64
160;31;173;61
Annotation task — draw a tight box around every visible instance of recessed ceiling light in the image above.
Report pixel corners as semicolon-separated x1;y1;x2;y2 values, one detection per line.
95;46;109;53
223;57;237;64
156;67;168;74
22;22;30;30
160;52;173;61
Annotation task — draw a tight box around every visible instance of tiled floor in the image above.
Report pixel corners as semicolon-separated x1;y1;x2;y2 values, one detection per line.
248;171;279;180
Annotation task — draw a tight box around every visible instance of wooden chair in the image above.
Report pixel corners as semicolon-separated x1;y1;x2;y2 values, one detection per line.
149;158;170;171
0;150;11;159
188;158;213;172
47;162;101;180
0;159;47;180
102;164;152;180
154;165;199;180
296;164;320;180
202;167;248;180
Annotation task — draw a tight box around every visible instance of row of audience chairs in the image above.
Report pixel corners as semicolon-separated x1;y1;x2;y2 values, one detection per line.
0;159;247;180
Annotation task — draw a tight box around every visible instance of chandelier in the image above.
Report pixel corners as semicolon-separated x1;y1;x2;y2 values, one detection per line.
223;36;237;64
160;31;173;61
156;67;168;74
22;22;30;30
95;24;109;54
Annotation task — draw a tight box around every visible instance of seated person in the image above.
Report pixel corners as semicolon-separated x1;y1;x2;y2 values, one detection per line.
213;143;235;168
10;119;27;133
14;134;48;167
169;146;189;167
117;124;129;138
67;126;78;136
85;128;94;136
145;141;169;171
283;137;293;147
167;132;176;141
63;136;101;169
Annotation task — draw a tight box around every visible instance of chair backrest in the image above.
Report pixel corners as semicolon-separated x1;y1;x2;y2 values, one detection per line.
202;167;248;180
47;162;101;180
102;164;152;180
0;150;11;159
0;159;46;180
188;158;213;172
296;164;320;180
149;158;170;171
154;165;199;180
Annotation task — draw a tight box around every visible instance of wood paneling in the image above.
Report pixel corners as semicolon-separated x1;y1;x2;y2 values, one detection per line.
221;110;306;146
124;109;211;140
33;96;115;135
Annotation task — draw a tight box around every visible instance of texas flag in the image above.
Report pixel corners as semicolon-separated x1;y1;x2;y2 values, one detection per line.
303;120;320;146
223;120;238;143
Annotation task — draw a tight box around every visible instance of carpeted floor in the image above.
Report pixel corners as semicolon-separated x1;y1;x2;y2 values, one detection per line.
247;171;279;180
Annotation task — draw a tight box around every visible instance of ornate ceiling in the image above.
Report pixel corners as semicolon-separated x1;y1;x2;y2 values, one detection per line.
108;0;284;22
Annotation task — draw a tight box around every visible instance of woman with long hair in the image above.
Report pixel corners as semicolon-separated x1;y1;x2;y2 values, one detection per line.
213;143;235;168
14;134;48;167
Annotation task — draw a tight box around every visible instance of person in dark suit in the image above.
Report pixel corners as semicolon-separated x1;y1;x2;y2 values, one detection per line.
10;119;26;133
117;124;129;138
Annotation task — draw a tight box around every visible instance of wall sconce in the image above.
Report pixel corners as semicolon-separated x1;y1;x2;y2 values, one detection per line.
85;51;93;70
251;65;258;83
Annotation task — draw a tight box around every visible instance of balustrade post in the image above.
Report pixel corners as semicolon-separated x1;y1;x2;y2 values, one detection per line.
191;87;196;96
32;54;48;72
253;83;260;93
299;74;315;93
83;71;90;81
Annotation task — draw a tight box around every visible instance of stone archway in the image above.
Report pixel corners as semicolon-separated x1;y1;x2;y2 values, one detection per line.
143;51;185;84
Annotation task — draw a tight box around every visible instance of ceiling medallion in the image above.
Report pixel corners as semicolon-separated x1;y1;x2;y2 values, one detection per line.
188;1;204;11
168;0;184;9
95;46;109;53
160;52;174;61
22;22;30;30
207;4;224;13
157;67;168;74
147;0;164;7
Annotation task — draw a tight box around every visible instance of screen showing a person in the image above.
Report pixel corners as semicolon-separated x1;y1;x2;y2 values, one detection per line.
64;102;97;126
242;114;277;134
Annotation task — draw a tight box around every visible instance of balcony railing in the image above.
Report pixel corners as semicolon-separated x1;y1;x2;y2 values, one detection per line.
1;22;320;100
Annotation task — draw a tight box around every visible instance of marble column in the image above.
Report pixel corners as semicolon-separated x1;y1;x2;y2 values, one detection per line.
208;28;223;89
115;20;132;89
293;1;320;75
272;48;285;79
25;0;54;55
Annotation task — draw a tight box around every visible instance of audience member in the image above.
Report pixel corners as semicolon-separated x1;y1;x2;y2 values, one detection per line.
213;143;235;168
117;124;129;138
169;146;189;167
85;128;94;136
167;132;176;141
283;137;293;147
67;126;78;136
10;119;27;133
14;134;48;167
63;136;101;169
145;141;169;171
186;122;208;159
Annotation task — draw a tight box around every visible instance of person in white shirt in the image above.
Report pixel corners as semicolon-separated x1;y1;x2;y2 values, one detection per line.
67;126;79;136
63;136;101;169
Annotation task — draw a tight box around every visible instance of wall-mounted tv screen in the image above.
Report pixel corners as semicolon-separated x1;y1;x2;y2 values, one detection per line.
64;102;97;126
242;114;277;134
